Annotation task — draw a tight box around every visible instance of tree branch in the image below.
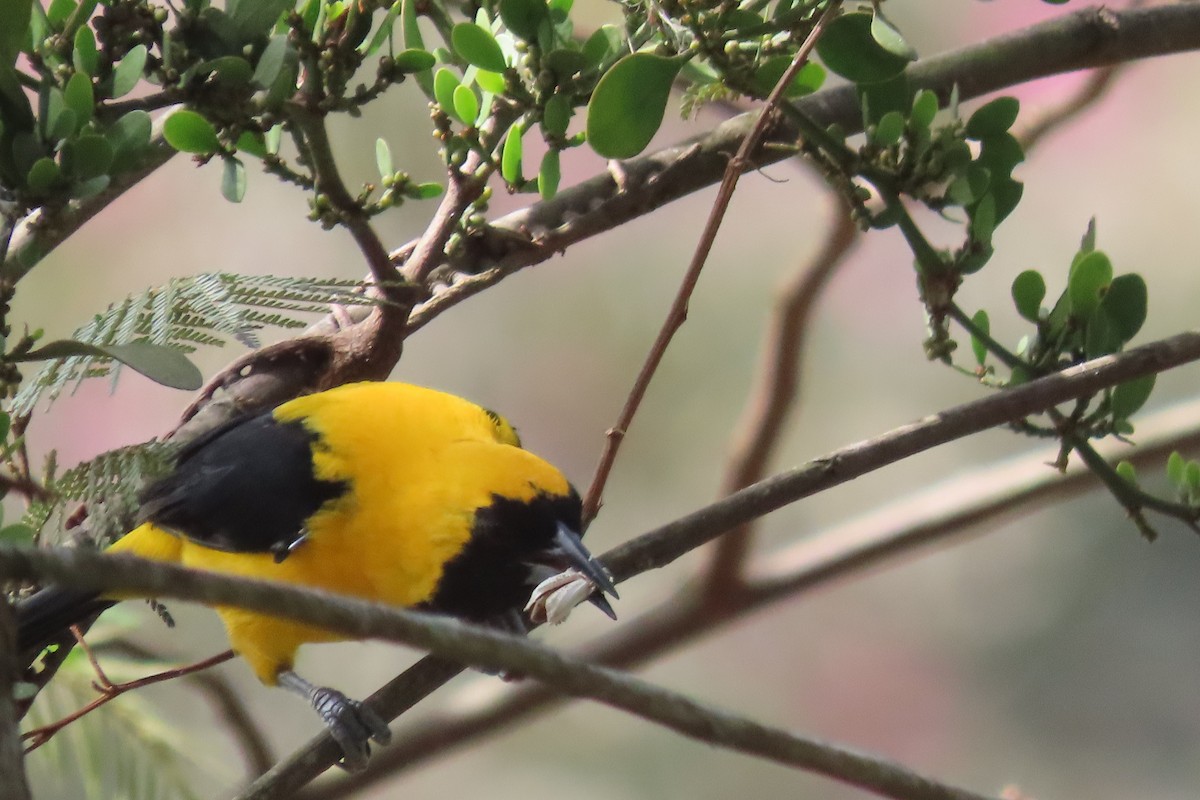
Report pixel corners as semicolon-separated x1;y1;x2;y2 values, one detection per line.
0;547;995;800
303;392;1200;800
404;4;1200;333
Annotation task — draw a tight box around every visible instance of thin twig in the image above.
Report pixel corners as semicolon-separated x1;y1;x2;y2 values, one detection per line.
705;199;858;603
20;649;236;752
579;2;842;524
0;548;996;800
107;640;275;777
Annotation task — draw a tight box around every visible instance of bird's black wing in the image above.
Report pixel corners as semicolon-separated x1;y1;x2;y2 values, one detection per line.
139;411;348;556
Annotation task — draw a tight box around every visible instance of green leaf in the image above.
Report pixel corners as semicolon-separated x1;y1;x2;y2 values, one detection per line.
583;25;621;68
234;130;267;158
871;110;904;146
870;7;917;61
163;110;220;154
361;0;404;56
107;109;152;166
252;35;290;89
1099;273;1147;343
62;133;113;179
910;89;937;129
1080;217;1097;253
73;26;98;77
402;0;425;50
475;68;506;94
227;0;293;41
970;192;996;246
750;58;825;99
586;53;683;159
500;0;549;42
70;173;109;198
1167;451;1186;487
542;93;571;137
816;11;910;84
452;83;480;126
857;72;909;126
221;155;245;202
1067;250;1113;319
0;0;32;65
25;156;61;194
966;96;1020;139
0;524;34;544
452;23;507;72
969;309;989;366
63;71;94;129
410;181;443;199
1115;461;1137;486
15;340;202;391
434;68;461;120
394;48;436;73
1011;270;1045;323
375;137;393;178
1110;374;1155;421
501;121;523;184
111;44;147;98
538;148;559;199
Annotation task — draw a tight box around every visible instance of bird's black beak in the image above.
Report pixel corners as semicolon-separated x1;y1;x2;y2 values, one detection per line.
554;522;619;619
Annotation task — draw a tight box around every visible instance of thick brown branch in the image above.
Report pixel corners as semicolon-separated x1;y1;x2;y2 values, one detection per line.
0;549;995;800
0;601;31;800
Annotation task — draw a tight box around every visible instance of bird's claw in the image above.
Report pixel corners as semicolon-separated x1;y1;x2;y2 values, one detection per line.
310;686;392;771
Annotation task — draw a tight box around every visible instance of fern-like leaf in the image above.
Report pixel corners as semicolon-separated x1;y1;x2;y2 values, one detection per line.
25;441;178;546
12;273;379;414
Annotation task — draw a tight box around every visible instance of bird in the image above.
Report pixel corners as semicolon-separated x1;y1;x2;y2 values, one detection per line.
16;381;617;768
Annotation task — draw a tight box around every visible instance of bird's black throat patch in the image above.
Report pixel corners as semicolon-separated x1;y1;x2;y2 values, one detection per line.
424;490;583;623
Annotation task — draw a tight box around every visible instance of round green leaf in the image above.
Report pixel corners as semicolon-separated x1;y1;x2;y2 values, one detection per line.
26;157;61;194
453;83;480;125
816;12;910;84
871;110;904;146
394;48;436;73
750;58;825;99
1011;270;1045;322
870;8;917;61
1167;451;1186;487
500;0;549;42
63;71;94;129
475;68;506;94
451;23;508;73
73;26;98;76
163;110;221;155
542;93;571;137
1098;273;1147;342
1067;250;1113;319
434;68;461;120
583;25;621;68
62;134;113;180
1110;374;1155;421
538;148;560;199
1115;461;1137;486
411;181;444;199
586;53;682;159
966;96;1020;140
501;121;523;184
111;44;147;98
910;89;938;129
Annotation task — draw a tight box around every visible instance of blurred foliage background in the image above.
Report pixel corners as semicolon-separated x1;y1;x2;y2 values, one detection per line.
14;2;1200;799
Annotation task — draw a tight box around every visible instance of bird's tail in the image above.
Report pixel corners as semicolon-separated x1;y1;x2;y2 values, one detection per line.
17;586;114;666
